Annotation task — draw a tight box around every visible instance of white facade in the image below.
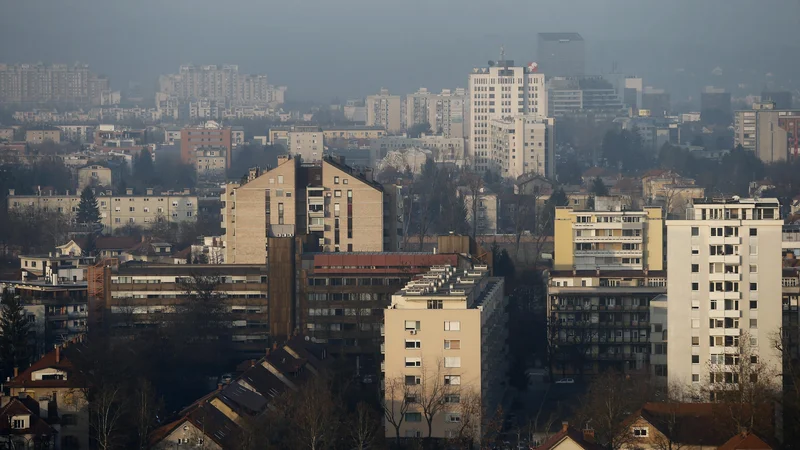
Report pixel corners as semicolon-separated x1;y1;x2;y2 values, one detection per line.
666;198;783;391
366;89;402;134
489;115;554;179
288;131;324;162
468;61;547;172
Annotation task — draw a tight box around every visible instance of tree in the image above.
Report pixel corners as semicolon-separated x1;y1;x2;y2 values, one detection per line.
462;171;485;240
407;122;432;138
77;186;101;225
382;375;414;447
278;375;340;450
417;358;448;440
0;289;32;379
90;384;127;450
590;177;609;197
132;377;163;450
349;402;380;450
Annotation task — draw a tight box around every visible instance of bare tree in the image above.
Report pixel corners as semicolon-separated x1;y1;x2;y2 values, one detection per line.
383;375;414;447
462;172;485;240
90;384;127;450
417;358;448;440
349;401;380;450
279;375;340;450
451;388;482;448
133;377;162;450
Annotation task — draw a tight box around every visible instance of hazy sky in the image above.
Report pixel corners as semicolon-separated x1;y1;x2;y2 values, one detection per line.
2;0;798;102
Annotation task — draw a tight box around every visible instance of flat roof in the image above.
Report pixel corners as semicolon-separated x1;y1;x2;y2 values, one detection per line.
538;32;584;41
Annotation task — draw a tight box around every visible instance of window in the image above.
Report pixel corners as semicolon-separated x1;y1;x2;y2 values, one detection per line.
404;320;421;331
444;357;461;368
405;375;421;385
692;374;700;382
334;176;340;184
405;357;422;367
633;427;649;437
750;244;758;256
444;339;461;350
129;207;135;212
692;336;700;346
653;324;663;333
692;355;700;364
750;264;757;273
278;175;284;184
427;300;443;309
405;340;421;349
444;321;460;331
750;283;758;291
691;264;699;273
655;365;667;377
334;190;342;197
750;301;758;309
446;413;461;423
445;394;460;404
405;412;422;422
750;319;757;329
691;319;700;329
750;228;758;236
692;282;699;291
691;227;699;236
444;375;461;385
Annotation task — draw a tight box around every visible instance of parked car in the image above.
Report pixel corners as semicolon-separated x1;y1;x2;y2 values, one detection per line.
555;377;574;384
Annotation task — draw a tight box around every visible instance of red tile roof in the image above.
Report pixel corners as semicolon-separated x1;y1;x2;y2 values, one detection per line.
717;432;773;450
6;346;75;390
0;398;56;436
536;424;604;450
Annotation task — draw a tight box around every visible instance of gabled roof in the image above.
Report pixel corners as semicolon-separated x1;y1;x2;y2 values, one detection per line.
6;346;75;389
582;167;617;178
536;424;603;450
627;403;746;447
641;169;672;178
0;398;56;436
717;432;773;450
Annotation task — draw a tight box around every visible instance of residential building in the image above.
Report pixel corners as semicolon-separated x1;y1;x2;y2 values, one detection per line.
0;395;60;449
366;89;402;133
649;294;668;387
195;146;227;179
458;186;499;235
7;187;198;234
288;130;324;162
468;59;547;172
534;422;602;450
537;33;586;77
77;164;112;190
0;126;15;141
615;115;680;151
222;156;401;263
0;63;110;105
405;88;467;138
149;336;325;449
701;87;732;117
489;114;554;179
56;236;139;258
383;264;506;440
734;102;800;163
157;64;286;106
25;128;60;144
321;126;386;141
666;198;783;390
6;345;89;450
181;121;233;167
641;88;671;118
553;206;663;271
57;125;93;143
371;135;465;167
641;170;704;218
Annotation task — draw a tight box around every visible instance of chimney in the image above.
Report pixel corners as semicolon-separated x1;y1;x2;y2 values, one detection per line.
561;421;569;432
13;367;18;378
217;383;223;391
183;188;190;195
126;188;133;195
146;188;153;195
8;189;14;196
55;346;60;363
583;428;595;442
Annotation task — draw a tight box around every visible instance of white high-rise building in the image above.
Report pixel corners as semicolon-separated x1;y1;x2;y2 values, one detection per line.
468;60;547;173
666;198;783;392
489;115;554;179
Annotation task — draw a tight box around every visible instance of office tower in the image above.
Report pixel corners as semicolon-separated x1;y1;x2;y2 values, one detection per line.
366;88;402;134
468;59;547;173
383;265;506;439
734;102;800;163
489;115;554;179
666;198;782;390
222;156;402;263
623;77;644;111
537;33;586;77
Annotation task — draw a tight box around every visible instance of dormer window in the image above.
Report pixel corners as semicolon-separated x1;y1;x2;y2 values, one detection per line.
11;415;29;429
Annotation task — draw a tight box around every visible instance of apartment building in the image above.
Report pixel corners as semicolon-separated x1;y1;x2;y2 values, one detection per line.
458;187;499;236
25;128;61;144
406;88;468;139
489;114;554;179
92;262;270;359
0;63;110;105
468;59;547;172
553;206;664;271
734;101;800;163
371;135;465;166
194;146;227;179
7;188;198;234
180;121;233;167
288;130;324;162
666;198;783;390
157;64;286;106
383;264;506;440
546;77;624;116
77;164;112;190
222;156;401;263
367;89;403;133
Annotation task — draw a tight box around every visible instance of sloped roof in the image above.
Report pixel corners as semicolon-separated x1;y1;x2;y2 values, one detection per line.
628;403;761;447
0;398;56;436
536;425;603;450
717;432;773;450
582;167;616;178
6;346;75;389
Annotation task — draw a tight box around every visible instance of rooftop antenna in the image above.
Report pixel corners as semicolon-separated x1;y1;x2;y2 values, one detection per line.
500;45;505;62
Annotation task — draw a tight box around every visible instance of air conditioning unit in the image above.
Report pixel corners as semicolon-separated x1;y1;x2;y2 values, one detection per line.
410;330;417;335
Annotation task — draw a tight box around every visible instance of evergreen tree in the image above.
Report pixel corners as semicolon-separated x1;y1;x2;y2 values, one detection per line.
77;186;101;225
0;290;32;379
590;177;609;196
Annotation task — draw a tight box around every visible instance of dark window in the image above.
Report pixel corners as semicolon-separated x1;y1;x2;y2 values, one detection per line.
691;264;699;273
750;228;757;236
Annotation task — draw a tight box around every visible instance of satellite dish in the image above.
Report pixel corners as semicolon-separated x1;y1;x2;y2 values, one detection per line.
304;336;310;341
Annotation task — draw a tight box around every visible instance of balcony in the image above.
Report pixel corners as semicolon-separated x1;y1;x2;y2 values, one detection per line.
380;343;385;354
709;272;741;282
573;235;642;243
709;310;742;318
574;249;643;257
709;255;740;264
709;236;741;245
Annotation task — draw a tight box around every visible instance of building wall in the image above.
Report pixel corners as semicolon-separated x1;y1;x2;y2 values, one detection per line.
366;90;402;134
153;420;222;450
25;129;60;144
461;191;498;236
12;387;89;450
180;126;232;167
322;160;384;252
77;165;112;190
666;201;783;389
489;115;554;180
288;131;324;162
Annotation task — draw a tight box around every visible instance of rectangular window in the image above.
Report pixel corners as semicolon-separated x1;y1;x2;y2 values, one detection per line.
444;339;461;350
633;427;649;437
444;394;460;404
405;357;422;367
405;340;421;349
405;375;421;385
404;412;422;422
750;228;757;236
334;176;340;184
692;355;700;364
750;301;758;309
444;375;461;385
692;282;699;291
750;319;757;329
446;413;461;423
691;227;699;236
444;321;460;331
692;374;700;382
427;300;443;309
691;264;699;273
750;283;758;291
692;336;699;346
444;357;462;368
404;321;421;331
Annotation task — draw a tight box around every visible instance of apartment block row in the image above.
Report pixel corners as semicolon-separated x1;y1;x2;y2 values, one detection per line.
0;63;112;105
547;197;789;397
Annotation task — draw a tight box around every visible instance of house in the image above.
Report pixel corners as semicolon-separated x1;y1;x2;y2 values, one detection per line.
149;336;327;449
535;422;604;450
0;396;58;449
120;238;183;264
581;167;619;188
514;173;555;196
717;432;772;450
57;236;139;259
6;344;90;450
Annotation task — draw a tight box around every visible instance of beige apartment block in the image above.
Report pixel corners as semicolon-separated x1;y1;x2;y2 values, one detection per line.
666;198;783;391
8;188;197;233
194;147;227;179
468;60;547;172
367;89;402;134
288;130;324;162
458;187;498;236
25;128;61;144
383;265;506;440
406;88;467;139
734;102;800;163
489;114;554;180
553;206;663;271
77;164;112;190
222;156;398;264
